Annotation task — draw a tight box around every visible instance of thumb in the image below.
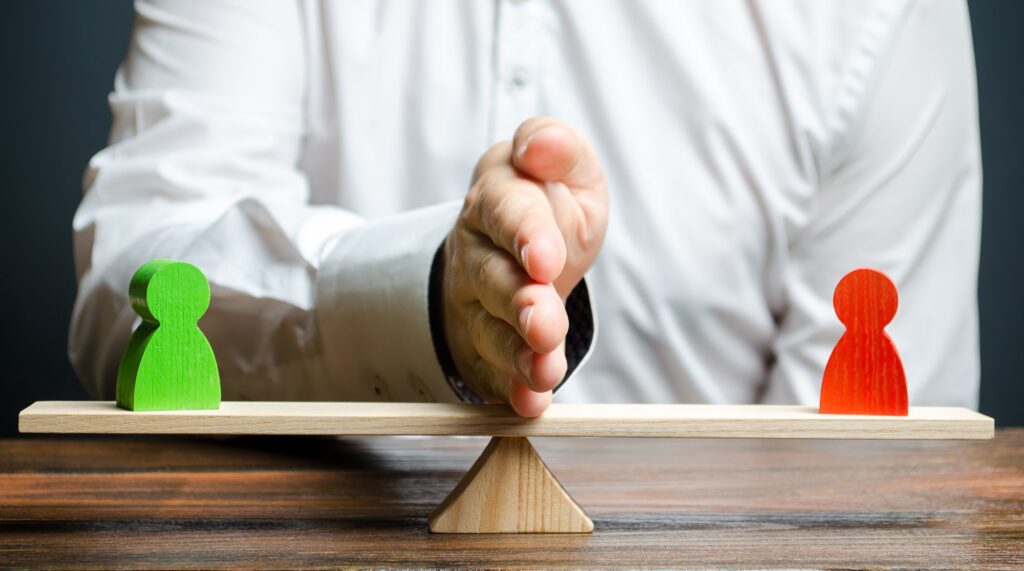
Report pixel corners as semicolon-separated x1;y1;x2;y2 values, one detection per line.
512;117;604;188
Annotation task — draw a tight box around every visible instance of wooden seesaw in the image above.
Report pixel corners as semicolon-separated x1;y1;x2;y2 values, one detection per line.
19;401;994;534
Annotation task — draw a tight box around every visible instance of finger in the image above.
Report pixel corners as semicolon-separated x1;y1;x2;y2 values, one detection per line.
471;140;515;184
471;362;552;418
512;117;604;188
461;354;511;404
529;340;568;393
467;304;533;386
509;382;553;418
466;300;568;392
464;174;566;284
461;343;535;410
463;236;568;353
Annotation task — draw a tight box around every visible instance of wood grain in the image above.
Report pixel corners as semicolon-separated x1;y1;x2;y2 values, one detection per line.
820;268;908;415
19;401;993;439
429;437;593;533
116;259;220;411
1;432;1021;569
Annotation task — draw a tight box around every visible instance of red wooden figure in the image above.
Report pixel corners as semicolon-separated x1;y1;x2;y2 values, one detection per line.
819;268;908;416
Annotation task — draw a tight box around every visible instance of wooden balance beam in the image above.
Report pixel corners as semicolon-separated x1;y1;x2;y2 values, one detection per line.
19;401;994;534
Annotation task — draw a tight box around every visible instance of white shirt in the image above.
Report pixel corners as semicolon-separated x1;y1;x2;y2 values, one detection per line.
71;0;982;408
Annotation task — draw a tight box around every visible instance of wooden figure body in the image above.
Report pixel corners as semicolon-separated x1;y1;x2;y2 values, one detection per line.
116;259;220;411
820;268;907;416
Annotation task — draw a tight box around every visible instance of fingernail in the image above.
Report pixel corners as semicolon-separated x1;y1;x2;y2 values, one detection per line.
518;304;534;334
520;244;531;274
516;349;533;383
515;135;533;160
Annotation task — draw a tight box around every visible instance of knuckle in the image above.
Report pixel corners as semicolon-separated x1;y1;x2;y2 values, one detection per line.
476;250;502;286
447;254;467;286
469;307;492;344
485;368;511;402
461;189;477;215
472;143;506;180
445;236;469;281
453;215;478;244
502;332;521;362
487;140;513;160
469;307;522;374
475;170;501;195
472;179;506;228
499;285;518;318
485;189;515;237
465;177;492;215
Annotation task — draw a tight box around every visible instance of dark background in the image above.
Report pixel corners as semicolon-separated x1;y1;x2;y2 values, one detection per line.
1;1;1020;435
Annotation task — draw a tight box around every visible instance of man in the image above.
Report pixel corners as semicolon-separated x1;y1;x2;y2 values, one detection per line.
71;0;981;417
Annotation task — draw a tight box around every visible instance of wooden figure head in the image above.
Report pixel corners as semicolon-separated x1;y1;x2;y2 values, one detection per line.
832;268;898;331
128;260;211;326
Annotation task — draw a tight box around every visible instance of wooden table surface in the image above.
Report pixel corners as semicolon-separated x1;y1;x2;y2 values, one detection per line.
1;430;1022;569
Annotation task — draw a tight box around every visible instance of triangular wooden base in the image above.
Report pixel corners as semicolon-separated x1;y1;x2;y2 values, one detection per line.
428;436;593;533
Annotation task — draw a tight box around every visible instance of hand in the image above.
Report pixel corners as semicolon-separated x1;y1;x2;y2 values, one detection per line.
442;117;609;417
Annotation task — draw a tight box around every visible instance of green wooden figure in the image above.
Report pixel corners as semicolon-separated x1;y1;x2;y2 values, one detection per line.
116;259;221;411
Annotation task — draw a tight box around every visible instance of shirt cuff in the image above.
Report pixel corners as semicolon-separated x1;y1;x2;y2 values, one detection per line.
314;200;462;403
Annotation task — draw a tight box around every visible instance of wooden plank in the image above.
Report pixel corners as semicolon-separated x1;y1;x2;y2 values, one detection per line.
19;401;993;439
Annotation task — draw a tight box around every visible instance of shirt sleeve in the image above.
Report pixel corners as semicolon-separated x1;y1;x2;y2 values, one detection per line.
762;0;982;408
71;0;597;404
70;0;460;402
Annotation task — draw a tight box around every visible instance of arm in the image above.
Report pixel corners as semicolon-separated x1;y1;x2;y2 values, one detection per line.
72;0;603;411
764;0;982;407
71;0;460;402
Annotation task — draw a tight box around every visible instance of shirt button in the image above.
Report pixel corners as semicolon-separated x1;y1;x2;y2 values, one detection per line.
510;68;531;89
